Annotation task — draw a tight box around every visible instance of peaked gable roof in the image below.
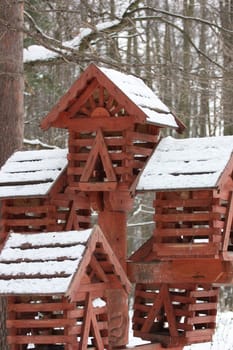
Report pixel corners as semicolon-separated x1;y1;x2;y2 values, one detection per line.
41;63;184;132
136;135;233;191
0;225;130;296
0;148;68;199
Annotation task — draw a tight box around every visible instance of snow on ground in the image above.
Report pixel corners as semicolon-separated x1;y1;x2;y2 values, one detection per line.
128;311;233;349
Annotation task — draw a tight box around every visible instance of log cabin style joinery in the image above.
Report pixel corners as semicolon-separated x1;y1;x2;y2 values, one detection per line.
0;149;93;246
0;225;130;350
41;64;184;194
128;135;233;347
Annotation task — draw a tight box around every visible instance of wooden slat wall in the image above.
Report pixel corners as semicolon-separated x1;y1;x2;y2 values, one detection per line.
152;190;227;259
132;283;219;347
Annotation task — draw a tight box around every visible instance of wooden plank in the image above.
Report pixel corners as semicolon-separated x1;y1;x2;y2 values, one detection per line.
3;217;54;226
67;324;82;335
188;302;218;311
128;145;152;156
80;293;92;350
4;205;53;214
154;198;213;208
90;255;108;282
7;318;74;328
141;284;165;332
163;285;179;337
153;243;218;257
55;116;135;132
222;191;233;251
64;79;99;119
154;212;221;222
68;138;94;147
190;289;219;298
128;131;159;143
154;227;220;237
127;260;226;284
7;302;73;312
7;335;70;344
186;328;214;338
78;182;117;191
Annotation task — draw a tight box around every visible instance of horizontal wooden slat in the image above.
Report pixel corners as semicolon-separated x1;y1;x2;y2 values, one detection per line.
7;335;71;344
188;302;218;311
57;116;135;131
154;227;220;237
67;324;82;335
72;182;118;191
7;318;74;328
8;302;73;312
128;131;159;143
187;315;216;325
153;243;218;257
190;289;219;298
133;303;151;313
2;218;54;226
128;145;152;156
154;212;221;222
69;138;94;147
186;328;214;339
154;198;214;208
4;205;53;214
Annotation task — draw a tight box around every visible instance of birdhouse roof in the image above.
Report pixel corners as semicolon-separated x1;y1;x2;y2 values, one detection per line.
136;135;233;191
0;148;68;199
40;64;184;132
0;225;130;296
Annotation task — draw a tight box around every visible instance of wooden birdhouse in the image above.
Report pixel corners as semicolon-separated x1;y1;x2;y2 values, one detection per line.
39;63;184;269
0;148;96;246
0;64;186;350
0;225;130;350
131;135;233;262
128;135;233;347
40;63;184;200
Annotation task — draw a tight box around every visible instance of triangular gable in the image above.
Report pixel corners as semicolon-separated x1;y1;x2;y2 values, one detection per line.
79;128;117;189
41;64;184;132
67;225;131;300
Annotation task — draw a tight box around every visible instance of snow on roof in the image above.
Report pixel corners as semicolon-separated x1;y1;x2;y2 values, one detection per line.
100;67;179;129
136;135;233;191
0;148;68;198
0;229;92;295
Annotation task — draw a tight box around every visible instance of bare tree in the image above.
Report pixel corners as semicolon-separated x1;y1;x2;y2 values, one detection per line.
0;0;24;167
0;1;24;348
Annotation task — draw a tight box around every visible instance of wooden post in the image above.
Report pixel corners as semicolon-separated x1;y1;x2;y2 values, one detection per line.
98;210;127;270
98;210;129;348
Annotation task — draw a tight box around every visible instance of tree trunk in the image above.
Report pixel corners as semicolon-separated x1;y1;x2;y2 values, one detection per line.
0;1;24;349
0;0;24;168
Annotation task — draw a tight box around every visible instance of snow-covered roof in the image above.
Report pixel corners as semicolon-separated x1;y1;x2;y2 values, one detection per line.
0;229;92;294
0;225;131;296
100;67;179;129
0;148;68;198
136;135;233;191
41;64;184;131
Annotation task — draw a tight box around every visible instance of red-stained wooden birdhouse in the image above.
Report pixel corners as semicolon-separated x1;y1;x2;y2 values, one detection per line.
128;135;233;347
39;63;184;270
0;225;130;350
40;63;184;198
0;148;94;247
